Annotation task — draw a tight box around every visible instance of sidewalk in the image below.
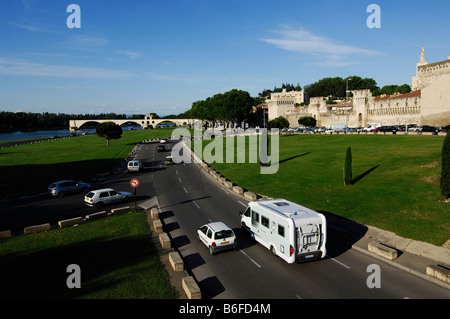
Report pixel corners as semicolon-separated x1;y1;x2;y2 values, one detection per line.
325;212;450;289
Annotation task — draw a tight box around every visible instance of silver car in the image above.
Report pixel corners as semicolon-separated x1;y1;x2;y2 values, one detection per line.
48;180;91;197
84;188;132;208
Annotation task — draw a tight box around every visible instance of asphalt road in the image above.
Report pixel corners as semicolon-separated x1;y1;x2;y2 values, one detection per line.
1;139;449;299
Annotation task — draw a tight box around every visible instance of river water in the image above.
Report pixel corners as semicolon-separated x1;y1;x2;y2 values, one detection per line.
0;126;140;141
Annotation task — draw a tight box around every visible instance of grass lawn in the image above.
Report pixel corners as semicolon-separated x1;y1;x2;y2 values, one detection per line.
201;133;449;246
0;128;175;198
0;211;178;299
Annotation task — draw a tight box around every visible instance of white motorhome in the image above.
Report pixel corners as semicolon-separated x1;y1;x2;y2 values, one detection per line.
240;199;326;264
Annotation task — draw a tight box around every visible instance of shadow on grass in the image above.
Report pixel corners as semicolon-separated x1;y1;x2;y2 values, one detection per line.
351;165;380;185
0;235;173;299
261;152;311;167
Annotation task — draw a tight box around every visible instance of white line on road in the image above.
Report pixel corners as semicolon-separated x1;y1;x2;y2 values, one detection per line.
183;187;188;194
239;249;261;268
326;255;351;269
192;200;200;209
238;201;247;207
178;177;182;183
176;170;178;175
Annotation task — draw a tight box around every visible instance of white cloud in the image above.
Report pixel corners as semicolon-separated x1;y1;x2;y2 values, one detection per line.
115;50;142;59
0;58;132;79
261;26;381;67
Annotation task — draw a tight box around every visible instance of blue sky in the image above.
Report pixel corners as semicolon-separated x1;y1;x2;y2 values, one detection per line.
0;0;449;116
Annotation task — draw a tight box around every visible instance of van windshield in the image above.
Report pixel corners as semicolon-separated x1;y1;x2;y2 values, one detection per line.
214;230;234;240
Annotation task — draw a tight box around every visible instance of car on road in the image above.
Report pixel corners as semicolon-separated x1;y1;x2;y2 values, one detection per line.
84;188;133;208
157;144;166;152
165;156;174;165
127;160;143;172
197;222;237;255
48;180;91;197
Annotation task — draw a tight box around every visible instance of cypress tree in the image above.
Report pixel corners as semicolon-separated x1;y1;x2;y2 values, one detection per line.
441;131;450;199
344;147;353;186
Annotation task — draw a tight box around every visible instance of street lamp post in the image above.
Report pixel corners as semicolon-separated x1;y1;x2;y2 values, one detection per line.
346;78;352;134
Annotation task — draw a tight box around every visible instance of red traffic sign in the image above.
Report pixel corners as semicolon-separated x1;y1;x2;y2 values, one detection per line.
130;178;140;188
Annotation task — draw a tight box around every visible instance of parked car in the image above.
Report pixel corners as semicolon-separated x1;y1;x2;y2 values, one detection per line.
157;144;166;152
160;138;168;144
197;222;237;255
127;160;143;172
417;125;438;133
84;188;132;208
48;180;91;197
379;126;399;133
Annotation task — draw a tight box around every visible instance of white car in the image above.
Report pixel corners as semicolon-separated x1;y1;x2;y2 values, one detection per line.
127;160;143;172
197;222;237;255
84;188;132;208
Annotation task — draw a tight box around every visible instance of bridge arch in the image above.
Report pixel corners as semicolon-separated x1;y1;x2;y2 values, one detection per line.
69;113;199;131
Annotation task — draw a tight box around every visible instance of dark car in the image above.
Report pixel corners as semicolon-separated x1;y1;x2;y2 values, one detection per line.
157;144;166;152
379;126;398;133
418;125;438;133
48;180;91;197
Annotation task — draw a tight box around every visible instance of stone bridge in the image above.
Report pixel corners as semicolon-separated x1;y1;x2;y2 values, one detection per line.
69;113;198;131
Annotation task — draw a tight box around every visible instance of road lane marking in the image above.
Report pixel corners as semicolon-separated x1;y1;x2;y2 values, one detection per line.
192;200;200;209
176;169;178;175
239;249;261;268
238;201;247;207
183;187;188;194
178;177;182;183
326;255;351;269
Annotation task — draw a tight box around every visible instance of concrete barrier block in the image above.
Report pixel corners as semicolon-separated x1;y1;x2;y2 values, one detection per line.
24;223;51;235
58;217;84;228
111;206;130;214
368;242;398;260
150;207;159;220
159;232;171;249
224;181;233;189
153;219;163;233
0;230;11;239
169;251;184;272
232;185;244;195
244;191;257;201
426;264;450;284
86;211;109;220
182;276;201;299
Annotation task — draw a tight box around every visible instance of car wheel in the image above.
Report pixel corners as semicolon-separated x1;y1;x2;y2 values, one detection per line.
271;246;277;256
58;192;65;198
209;246;215;255
95;202;104;209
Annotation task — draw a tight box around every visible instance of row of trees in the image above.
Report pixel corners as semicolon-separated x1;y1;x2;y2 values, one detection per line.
188;89;255;126
259;76;412;100
0;111;127;131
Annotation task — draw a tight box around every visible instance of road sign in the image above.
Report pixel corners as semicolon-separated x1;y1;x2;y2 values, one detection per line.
130;178;140;188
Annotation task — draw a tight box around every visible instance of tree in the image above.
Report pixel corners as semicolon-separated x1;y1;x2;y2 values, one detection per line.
96;122;122;146
441;131;450;199
344;147;353;186
267;116;289;130
298;116;317;127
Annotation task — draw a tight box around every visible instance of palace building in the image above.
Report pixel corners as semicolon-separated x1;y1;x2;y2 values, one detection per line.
266;48;450;128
